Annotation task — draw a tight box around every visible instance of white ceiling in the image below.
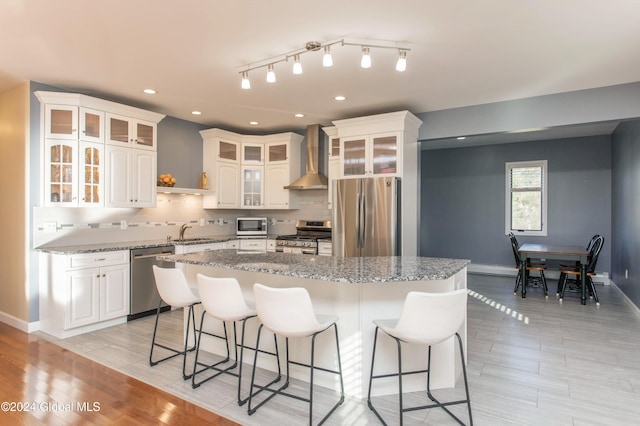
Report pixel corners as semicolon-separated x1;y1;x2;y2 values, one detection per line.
2;0;640;142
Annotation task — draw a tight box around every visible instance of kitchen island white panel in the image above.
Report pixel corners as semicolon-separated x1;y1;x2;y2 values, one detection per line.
161;250;469;399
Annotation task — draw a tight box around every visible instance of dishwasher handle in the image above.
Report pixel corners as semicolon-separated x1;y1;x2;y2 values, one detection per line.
132;251;173;259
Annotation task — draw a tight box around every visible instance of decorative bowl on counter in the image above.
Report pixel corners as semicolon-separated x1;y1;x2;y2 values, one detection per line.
158;173;176;187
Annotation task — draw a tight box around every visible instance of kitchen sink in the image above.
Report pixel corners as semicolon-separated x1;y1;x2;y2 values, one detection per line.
173;237;215;242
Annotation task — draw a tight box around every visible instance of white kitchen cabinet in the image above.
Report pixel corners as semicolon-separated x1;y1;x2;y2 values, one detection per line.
323;126;340;209
341;132;399;177
267;239;276;252
331;110;423;256
44;104;105;143
36;91;164;209
241;166;264;208
105;145;156;208
180;242;224;254
44;139;105;207
225;240;239;249
201;128;302;210
242;142;264;164
106;113;157;151
40;250;130;338
264;136;302;209
239;238;267;252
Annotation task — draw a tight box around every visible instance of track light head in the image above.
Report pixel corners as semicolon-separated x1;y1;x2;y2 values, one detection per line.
360;47;371;69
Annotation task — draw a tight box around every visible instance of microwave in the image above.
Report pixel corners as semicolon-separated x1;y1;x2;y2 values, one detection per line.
237;217;268;236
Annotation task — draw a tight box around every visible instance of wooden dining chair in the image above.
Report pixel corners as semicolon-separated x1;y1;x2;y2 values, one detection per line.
509;233;549;297
557;235;604;306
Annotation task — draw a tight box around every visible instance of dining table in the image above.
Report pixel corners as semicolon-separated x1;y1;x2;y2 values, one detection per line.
518;243;591;304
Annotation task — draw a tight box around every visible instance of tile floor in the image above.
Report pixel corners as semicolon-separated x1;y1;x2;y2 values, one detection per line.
37;274;640;425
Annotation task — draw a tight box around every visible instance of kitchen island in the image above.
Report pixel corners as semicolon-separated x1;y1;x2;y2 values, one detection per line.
160;250;470;399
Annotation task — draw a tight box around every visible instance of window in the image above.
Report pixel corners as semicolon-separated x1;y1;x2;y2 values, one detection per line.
506;160;547;236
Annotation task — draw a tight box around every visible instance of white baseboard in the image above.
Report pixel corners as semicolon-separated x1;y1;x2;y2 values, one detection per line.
0;311;40;333
468;263;610;285
610;280;640;319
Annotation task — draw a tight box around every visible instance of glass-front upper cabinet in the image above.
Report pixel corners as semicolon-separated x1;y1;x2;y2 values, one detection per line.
267;143;288;163
341;134;399;177
106;114;156;150
45;105;78;140
242;143;264;164
79;142;103;207
342;138;367;176
45;140;77;206
242;167;263;208
372;135;398;175
217;140;239;162
329;137;340;158
79;108;104;143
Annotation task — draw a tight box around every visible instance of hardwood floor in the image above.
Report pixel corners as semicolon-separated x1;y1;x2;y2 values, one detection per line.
0;321;239;425
3;273;640;425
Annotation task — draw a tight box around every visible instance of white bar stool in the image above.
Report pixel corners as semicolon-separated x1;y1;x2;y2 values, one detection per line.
248;283;345;425
191;274;258;405
367;288;472;425
149;265;200;380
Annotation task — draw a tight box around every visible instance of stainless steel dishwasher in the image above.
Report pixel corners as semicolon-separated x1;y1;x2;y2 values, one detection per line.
129;245;175;320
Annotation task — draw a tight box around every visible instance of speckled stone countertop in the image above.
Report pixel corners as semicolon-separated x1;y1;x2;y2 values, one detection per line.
36;235;255;254
160;250;470;283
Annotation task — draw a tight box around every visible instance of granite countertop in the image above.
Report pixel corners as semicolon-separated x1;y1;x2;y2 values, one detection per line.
36;235;249;254
160;250;470;283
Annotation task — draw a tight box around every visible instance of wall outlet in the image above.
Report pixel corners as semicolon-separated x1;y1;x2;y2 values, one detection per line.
43;221;57;233
120;220;128;230
218;218;224;226
625;269;629;279
200;218;206;227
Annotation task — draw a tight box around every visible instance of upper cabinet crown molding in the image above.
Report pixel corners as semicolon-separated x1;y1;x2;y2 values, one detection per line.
331;110;422;138
34;91;165;124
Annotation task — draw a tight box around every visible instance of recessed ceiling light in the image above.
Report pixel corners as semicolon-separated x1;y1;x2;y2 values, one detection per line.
143;89;156;94
334;95;346;101
457;136;466;140
191;111;202;115
249;121;259;125
294;113;305;118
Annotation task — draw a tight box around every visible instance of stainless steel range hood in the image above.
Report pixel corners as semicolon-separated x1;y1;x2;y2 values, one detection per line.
284;124;328;190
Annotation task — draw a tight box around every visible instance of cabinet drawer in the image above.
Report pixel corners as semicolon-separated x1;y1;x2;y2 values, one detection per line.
239;239;267;251
225;240;239;249
68;250;129;269
267;239;276;252
185;243;223;253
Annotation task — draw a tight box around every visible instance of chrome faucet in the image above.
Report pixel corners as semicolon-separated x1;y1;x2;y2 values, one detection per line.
179;223;192;240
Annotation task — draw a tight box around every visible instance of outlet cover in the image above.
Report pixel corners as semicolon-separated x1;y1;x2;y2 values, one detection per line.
120;220;128;230
200;218;206;227
43;221;57;233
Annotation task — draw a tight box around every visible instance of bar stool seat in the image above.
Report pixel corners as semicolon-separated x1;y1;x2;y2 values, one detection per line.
367;288;472;425
149;265;200;380
191;274;257;405
248;283;345;425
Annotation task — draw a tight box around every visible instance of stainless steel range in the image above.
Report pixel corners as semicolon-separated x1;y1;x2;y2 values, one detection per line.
276;220;332;255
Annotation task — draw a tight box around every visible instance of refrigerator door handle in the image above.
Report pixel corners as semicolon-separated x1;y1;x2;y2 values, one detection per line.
360;191;366;250
356;192;362;248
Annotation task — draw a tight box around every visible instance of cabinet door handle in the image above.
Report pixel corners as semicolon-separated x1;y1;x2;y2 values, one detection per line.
102;274;106;277
94;258;106;262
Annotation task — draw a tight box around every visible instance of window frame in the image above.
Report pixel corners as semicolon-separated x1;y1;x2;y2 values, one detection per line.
505;160;548;237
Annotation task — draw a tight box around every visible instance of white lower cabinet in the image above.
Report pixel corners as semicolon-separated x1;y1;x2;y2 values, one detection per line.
40;250;130;338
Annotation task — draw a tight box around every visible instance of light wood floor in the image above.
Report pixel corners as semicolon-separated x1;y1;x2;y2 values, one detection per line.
4;273;640;425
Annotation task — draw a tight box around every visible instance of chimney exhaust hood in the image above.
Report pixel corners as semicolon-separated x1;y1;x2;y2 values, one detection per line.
284;124;328;190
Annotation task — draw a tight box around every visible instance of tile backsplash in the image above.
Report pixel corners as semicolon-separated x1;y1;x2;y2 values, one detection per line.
34;191;330;248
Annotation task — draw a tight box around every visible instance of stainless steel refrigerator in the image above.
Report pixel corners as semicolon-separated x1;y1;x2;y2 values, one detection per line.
332;176;401;257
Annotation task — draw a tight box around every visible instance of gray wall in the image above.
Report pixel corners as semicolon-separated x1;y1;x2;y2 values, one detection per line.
611;120;640;307
420;135;612;272
157;116;208;189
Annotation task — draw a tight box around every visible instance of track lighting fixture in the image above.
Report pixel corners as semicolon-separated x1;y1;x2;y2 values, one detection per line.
322;45;333;67
395;50;407;72
266;64;276;83
360;47;372;69
241;72;250;90
238;38;410;89
292;54;303;75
